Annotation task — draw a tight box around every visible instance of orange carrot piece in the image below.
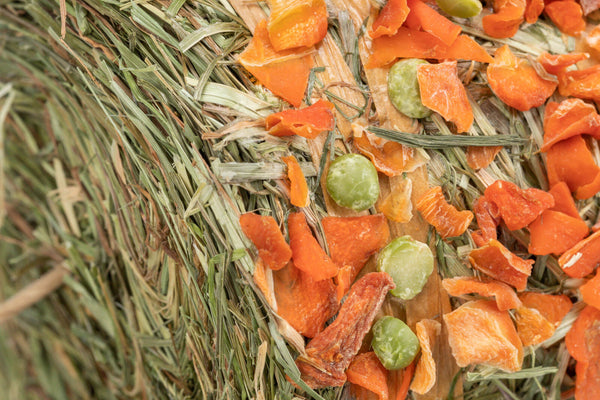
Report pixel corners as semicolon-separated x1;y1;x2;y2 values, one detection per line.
253;258;276;307
267;0;328;51
559;230;600;278
581;271;600;311
238;20;313;107
549;182;581;220
472;195;501;244
575;360;600;400
281;155;310;208
482;0;525;39
487;45;557;112
395;362;416;400
410;319;441;395
576;172;600;200
416;186;474;238
565;305;600;363
514;306;556;346
585;25;600;53
417;61;473;133
518;292;572;327
406;0;461;46
466;146;502;170
347;352;389;400
525;0;544;23
484;180;555;231
369;0;410;39
442;276;522;310
540;98;600;152
527;210;589;256
354;132;420;176
265;99;335;139
288;212;339;280
469;239;534;291
240;212;292;270
444;35;495;64
545;1;586;37
546;135;600;196
378;178;413;223
537;52;589;75
557;64;600;102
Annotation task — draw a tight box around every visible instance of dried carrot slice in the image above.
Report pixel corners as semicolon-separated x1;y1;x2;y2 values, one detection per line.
546;135;600;196
540;98;600;152
466;146;502;170
369;0;410;39
581;271;600;311
487;45;557;112
253;258;276;308
565;305;600;363
417;61;473;133
559;230;600;278
406;0;462;46
545;1;586;37
549;182;581;220
514;306;556;346
472;195;501;244
575;360;600;400
347;352;389;400
416;186;474;238
482;0;525;38
354;132;420;176
281;155;309;208
410;319;441;395
469;239;534;291
527;210;589;256
518;292;572;327
537;52;589;75
586;25;600;52
484;180;554;231
378;178;413;223
267;0;328;51
443;35;495;64
442;276;522;311
576;172;600;200
240;212;292;270
238;20;313;107
296;272;395;388
265;99;335;139
444;300;523;372
289;212;339;280
557;64;600;101
525;0;544;23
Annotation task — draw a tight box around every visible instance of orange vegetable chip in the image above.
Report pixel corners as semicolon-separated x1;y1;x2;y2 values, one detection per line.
537;52;589;75
487;45;557;112
540;98;600;152
576;172;600;200
442;276;522;311
267;0;328;51
410;319;441;395
484;180;554;231
347;352;389;400
518;292;572;327
565;305;600;363
444;300;523;372
377;178;413;223
575;360;600;400
296;272;395;388
354;132;421;176
266;99;335;139
369;0;410;39
469;239;534;291
281;155;310;208
581;271;600;311
559;230;600;278
549;182;581;220
525;0;544;23
482;0;525;38
418;61;473;133
466;146;503;170
273;262;338;338
545;1;586;37
472;195;501;244
253;258;276;308
514;306;556;346
586;25;600;53
406;0;461;46
240;212;292;270
394;362;415;400
416;186;474;238
557;64;600;102
527;210;589;256
289;212;339;280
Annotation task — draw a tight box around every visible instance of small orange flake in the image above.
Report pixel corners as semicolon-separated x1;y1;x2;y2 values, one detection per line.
581;271;600;311
537;52;589;75
281;155;310;208
377;178;413;223
466;146;503;170
545;1;586;37
266;99;335;139
472;195;501;245
406;0;462;46
354;131;420;176
482;0;526;38
346;352;389;400
540;98;600;153
410;319;441;395
527;210;589;256
525;0;544;23
416;186;474;239
565;305;600;363
549;182;581;220
240;212;292;270
369;0;410;39
267;0;328;51
515;306;556;346
442;276;522;311
518;292;572;327
559;230;600;278
557;64;600;102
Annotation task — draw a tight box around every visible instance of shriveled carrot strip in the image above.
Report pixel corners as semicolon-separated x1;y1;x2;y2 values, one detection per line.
289;212;339;280
347;352;389;400
369;0;410;39
410;319;441;395
559;230;600;278
395;362;415;400
472;195;501;244
442;276;522;310
549;182;581;220
540;98;600;152
253;258;277;308
240;212;292;270
557;64;600;101
537;52;589;75
545;1;586;37
487;45;557;112
282;155;310;208
482;0;525;39
406;0;461;46
525;0;544;23
265;99;335;139
514;306;556;346
378;178;413;223
416;186;474;238
354;132;420;176
518;292;572;327
267;0;328;51
581;271;600;311
466;146;502;170
546;135;600;196
469;239;534;291
527;210;589;256
417;61;473;133
238;20;313;107
565;305;600;363
484;180;555;231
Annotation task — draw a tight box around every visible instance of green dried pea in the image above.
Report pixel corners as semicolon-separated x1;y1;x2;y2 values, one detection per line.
387;59;432;119
326;154;379;211
436;0;482;18
372;316;420;370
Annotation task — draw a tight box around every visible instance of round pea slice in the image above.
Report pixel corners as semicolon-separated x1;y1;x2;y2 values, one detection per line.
436;0;482;18
372;316;420;370
388;59;432;119
326;154;379;211
377;235;434;300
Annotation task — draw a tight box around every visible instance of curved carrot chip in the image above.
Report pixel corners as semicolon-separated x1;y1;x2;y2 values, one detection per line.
416;186;474;238
484;180;554;231
289;212;339;280
472;195;501;245
514;306;556;346
518;292;572;327
347;352;389;400
240;212;292;270
482;0;525;38
546;135;600;196
540;98;600;152
469;239;534;291
581;271;600;311
266;99;335;138
575;360;600;400
239;20;313;107
545;1;586;37
537;52;589;75
267;0;328;51
525;0;544;23
410;319;441;395
565;305;600;363
576;172;600;200
442;276;522;311
354;132;421;176
527;210;589;256
487;45;557;112
406;0;461;46
378;177;413;223
369;0;410;39
549;182;581;220
557;64;600;101
444;300;523;372
559;230;600;278
282;155;309;208
466;146;502;170
296;272;395;388
417;61;473;133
